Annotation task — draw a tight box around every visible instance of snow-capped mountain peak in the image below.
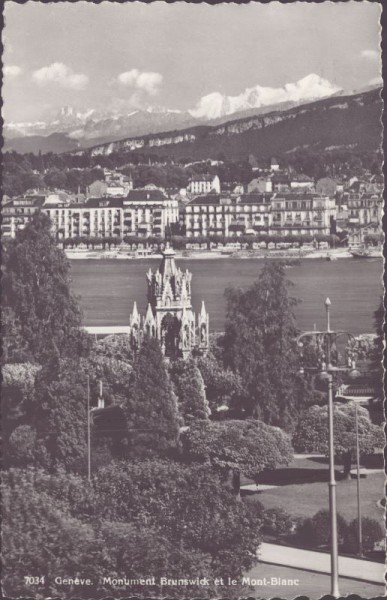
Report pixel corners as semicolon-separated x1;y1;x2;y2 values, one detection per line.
4;74;345;152
189;74;341;120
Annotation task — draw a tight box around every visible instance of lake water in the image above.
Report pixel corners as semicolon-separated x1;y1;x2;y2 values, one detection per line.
70;258;383;335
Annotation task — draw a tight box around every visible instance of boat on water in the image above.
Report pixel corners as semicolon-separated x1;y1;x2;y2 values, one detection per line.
350;246;382;259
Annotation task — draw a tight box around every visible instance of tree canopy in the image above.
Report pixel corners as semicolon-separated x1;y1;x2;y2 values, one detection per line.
223;261;303;427
2;212;90;364
181;419;293;494
93;458;263;580
370;297;384;411
2;461;265;598
170;358;210;422
197;348;245;416
292;403;384;477
124;336;181;457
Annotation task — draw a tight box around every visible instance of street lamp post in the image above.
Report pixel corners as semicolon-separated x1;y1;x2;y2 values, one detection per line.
326;372;340;598
355;402;363;556
297;297;359;599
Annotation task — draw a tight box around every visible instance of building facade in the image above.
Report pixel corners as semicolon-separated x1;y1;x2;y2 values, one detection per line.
123;190;178;238
128;244;209;359
184;193;272;238
271;192;336;236
187;174;221;195
3;187;381;243
2;196;45;238
4;192;180;240
43;198;123;239
184;191;338;238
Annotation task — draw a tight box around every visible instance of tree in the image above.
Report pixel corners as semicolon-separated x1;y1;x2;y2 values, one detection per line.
124;336;180;457
197;350;245;416
292;403;384;478
96;520;213;597
2;362;41;444
93;459;263;580
223;261;303;427
21;171;45;191
32;358;91;473
170;358;210;422
2;470;97;598
7;425;38;467
3;464;263;598
44;167;67;189
88;333;134;407
2;213;90;364
370;297;384;415
181;419;293;495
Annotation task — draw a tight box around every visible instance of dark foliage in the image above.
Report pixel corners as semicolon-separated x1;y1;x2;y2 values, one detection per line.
2;213;90;364
224;260;304;427
124;336;180;457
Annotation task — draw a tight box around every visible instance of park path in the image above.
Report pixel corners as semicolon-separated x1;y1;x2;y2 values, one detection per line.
258;542;385;584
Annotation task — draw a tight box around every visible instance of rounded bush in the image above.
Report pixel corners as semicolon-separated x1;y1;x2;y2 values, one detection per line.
296;509;347;547
262;507;295;537
344;517;383;553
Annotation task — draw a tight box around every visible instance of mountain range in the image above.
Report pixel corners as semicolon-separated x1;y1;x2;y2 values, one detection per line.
83;86;382;161
4;74;346;154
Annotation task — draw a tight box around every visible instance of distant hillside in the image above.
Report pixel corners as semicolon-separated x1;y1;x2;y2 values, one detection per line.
3;133;80;154
78;88;381;161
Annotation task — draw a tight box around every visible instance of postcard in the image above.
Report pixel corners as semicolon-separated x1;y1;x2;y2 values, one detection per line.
2;1;384;598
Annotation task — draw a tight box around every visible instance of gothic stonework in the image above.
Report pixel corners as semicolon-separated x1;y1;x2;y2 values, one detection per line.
129;243;209;359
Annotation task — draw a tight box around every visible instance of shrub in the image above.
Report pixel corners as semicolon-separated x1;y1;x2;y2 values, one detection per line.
296;509;347;547
7;426;38;467
262;507;295;537
344;517;383;553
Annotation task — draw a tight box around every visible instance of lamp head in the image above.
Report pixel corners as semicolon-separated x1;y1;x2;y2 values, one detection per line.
317;370;331;382
325;297;331;308
298;366;305;376
317;362;331;382
348;362;361;380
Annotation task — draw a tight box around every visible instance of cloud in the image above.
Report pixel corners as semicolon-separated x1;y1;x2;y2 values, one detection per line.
32;62;88;90
4;65;22;78
190;74;341;120
368;76;382;86
117;69;163;95
361;49;379;61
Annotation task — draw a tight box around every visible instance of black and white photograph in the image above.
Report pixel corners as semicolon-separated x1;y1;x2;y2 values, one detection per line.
1;1;385;598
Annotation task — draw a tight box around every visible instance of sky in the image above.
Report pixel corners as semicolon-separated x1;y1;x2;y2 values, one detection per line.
3;1;382;123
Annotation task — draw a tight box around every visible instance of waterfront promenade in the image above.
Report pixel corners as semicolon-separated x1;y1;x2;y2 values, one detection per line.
258;542;384;583
245;562;384;599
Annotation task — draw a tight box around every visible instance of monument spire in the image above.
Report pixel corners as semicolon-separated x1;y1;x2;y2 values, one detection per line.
129;240;209;359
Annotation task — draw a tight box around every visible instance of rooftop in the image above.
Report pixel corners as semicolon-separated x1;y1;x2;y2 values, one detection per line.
272;192;328;201
126;189;166;203
5;196;46;208
84;197;124;208
189;174;216;183
188;194;222;206
238;193;273;205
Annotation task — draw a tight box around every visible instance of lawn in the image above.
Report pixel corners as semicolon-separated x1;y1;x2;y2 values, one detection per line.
244;455;384;522
244;563;385;599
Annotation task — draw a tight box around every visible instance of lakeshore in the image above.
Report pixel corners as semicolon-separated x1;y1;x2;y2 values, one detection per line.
65;247;362;261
